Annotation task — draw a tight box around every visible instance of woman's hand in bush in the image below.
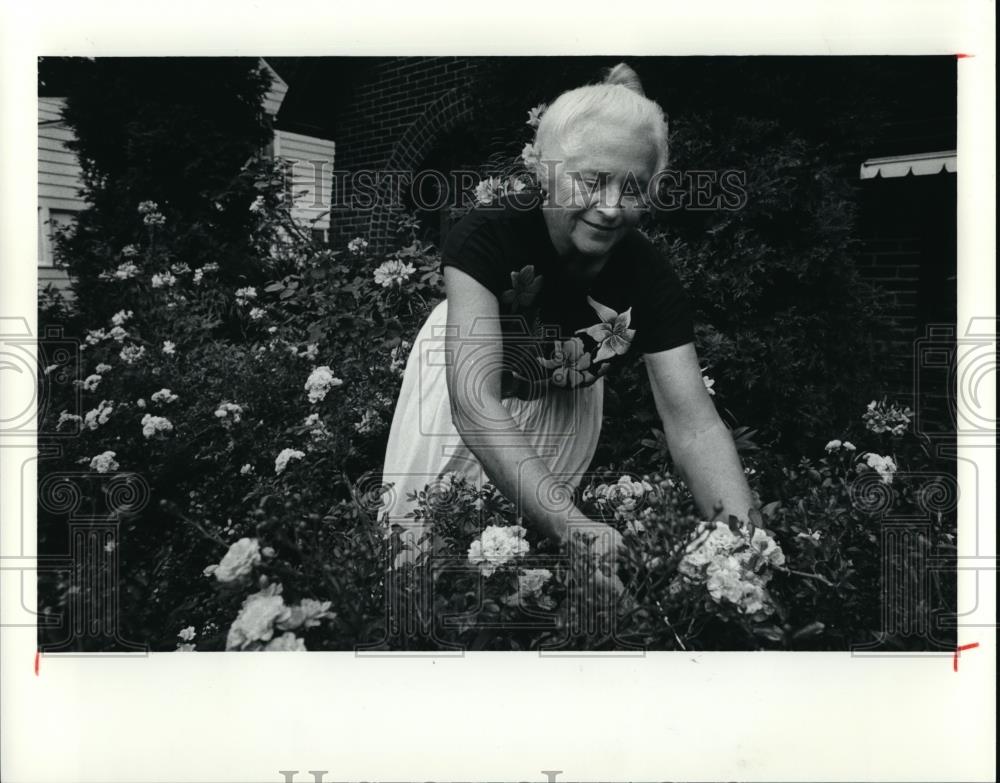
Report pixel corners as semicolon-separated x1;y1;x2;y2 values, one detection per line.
563;519;625;557
563;520;627;604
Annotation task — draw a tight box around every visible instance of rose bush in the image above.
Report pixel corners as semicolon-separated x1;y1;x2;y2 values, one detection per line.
368;390;956;652
38;138;955;653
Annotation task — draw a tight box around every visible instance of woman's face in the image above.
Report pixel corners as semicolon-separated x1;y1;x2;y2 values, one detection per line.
539;117;659;261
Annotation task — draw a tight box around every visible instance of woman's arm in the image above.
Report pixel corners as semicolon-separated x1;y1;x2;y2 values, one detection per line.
644;343;756;522
443;266;595;543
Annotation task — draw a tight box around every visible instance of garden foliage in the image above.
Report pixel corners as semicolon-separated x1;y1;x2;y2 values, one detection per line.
38;184;954;652
37;59;954;652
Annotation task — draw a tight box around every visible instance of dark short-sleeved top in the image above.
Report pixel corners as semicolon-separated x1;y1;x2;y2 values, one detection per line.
440;191;695;400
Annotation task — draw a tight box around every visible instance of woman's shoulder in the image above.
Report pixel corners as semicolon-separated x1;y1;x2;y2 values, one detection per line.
440;190;545;296
614;226;695;353
616;225;663;264
615;226;685;286
445;190;543;245
442;190;544;262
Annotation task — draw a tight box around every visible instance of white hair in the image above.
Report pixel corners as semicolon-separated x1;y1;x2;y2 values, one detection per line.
533;62;669;175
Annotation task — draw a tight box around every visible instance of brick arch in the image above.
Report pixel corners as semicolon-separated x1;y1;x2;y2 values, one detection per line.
367;87;475;253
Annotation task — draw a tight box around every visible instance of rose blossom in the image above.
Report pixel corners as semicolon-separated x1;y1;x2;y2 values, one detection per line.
89;451;119;473
468;525;531;577
203;537;261;584
304;366;343;404
274;448;305;475
225;584;292;650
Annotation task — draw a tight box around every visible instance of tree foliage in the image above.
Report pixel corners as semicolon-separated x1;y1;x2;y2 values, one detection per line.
47;57;276;323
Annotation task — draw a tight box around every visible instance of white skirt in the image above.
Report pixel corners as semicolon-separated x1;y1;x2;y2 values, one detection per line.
379;299;604;557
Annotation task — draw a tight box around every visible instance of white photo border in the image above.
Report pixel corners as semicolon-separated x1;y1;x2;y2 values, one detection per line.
1;2;995;781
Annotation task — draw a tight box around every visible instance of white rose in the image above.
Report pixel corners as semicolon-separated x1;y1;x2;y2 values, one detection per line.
88;450;119;473
264;632;307;651
276;598;333;631
211;538;261;583
864;452;897;484
304;366;343;404
503;568;556;610
151;388;178;404
705;557;745;604
140;413;173;439
748;527;786;567
468;525;530;577
225;587;291;650
274;448;305;475
79;374;102;392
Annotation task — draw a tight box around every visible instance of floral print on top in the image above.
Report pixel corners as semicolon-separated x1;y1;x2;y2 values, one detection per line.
576;296;636;363
501;264;544;313
441;193;695;401
497;266;635;396
538;337;591;389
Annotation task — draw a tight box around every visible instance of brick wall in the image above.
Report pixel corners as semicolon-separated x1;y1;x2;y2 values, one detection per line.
854;235;924;384
325;58;960;437
326;57;488;251
854;173;957;435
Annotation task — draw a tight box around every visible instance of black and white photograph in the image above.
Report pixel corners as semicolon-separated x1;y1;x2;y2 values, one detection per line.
1;3;995;782
33;54;963;653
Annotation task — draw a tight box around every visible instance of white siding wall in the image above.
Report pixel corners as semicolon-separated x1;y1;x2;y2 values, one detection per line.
38;96;86;295
36;60;326;301
274;130;337;237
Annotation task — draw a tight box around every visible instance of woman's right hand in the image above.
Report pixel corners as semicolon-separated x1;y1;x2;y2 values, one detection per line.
561;518;627;608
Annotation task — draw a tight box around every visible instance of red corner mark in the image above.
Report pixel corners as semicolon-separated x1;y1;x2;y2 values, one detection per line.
953;642;980;672
34;649;40;676
956;53;974;59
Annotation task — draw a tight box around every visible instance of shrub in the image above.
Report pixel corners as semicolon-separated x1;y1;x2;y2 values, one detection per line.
37;182;954;650
48;57;278;325
37;156;445;649
37;60;952;652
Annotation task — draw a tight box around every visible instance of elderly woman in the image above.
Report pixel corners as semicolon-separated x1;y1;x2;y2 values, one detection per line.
381;63;754;580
